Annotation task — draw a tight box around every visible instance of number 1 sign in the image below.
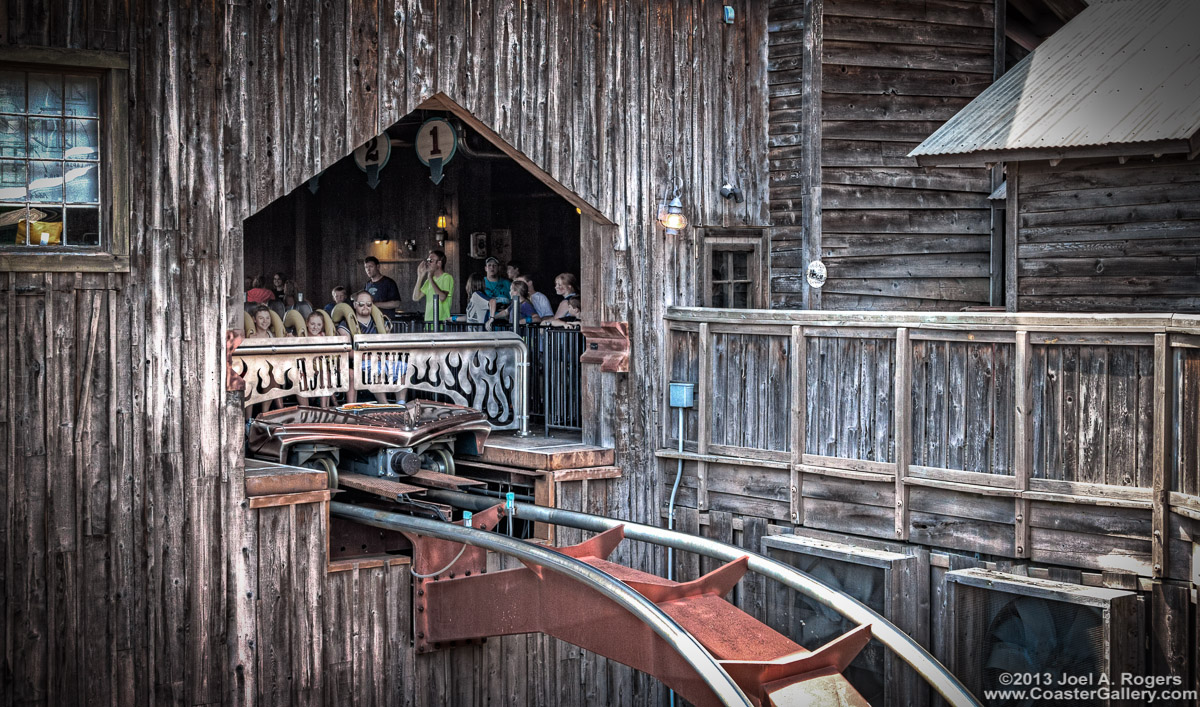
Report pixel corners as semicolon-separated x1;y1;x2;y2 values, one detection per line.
415;117;457;185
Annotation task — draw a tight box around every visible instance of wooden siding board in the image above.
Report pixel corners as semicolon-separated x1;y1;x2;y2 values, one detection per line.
256;506;293;707
0;277;8;707
12;283;48;705
1016;157;1200;312
1136;346;1157;489
770;0;996;310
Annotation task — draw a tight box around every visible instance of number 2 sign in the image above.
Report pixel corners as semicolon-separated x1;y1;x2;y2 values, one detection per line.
415;117;457;185
353;131;393;189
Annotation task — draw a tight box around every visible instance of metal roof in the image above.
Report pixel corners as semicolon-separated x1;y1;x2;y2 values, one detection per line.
910;0;1200;165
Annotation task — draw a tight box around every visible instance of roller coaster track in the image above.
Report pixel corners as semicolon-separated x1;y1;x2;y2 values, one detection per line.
330;495;982;707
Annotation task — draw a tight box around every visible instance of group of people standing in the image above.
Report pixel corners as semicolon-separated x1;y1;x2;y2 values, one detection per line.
459;257;581;329
244;251;581;341
242;252;582;414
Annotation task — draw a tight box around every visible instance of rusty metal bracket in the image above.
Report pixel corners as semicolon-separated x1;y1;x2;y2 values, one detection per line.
226;329;245;392
581;321;630;373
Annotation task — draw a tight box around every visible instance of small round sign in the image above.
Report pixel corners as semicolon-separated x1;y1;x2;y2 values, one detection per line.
806;260;827;289
353;132;392;172
415;117;457;167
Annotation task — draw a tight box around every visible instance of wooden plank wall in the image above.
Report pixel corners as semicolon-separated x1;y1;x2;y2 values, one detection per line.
0;0;770;705
805;333;895;462
1;272;129;707
664;310;1199;577
708;332;791;454
1030;343;1155;487
1016;154;1200;312
769;0;996;309
911;339;1013;474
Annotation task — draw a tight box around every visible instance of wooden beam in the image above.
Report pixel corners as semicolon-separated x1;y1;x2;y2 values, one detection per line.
1005;162;1019;312
1013;331;1033;558
697;322;711;511
801;0;823;310
247;489;333;509
663;307;1200;334
893;328;912;541
990;0;1007;308
1041;0;1088;24
0;45;129;68
789;326;806;525
1005;14;1043;51
1152;333;1173;578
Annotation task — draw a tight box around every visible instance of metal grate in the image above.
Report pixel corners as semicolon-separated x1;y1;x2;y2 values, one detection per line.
771;555;889;705
955;584;1105;707
337;472;425;499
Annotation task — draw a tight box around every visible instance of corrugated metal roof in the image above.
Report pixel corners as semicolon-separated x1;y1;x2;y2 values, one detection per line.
910;0;1200;162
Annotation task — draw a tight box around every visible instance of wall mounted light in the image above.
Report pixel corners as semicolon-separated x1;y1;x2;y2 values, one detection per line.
435;208;449;245
657;179;689;236
659;197;688;234
403;239;417;252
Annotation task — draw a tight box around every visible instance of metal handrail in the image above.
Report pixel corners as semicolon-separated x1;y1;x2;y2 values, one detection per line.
422;489;983;707
328;502;754;707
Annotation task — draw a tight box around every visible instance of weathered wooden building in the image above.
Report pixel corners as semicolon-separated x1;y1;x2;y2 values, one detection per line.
1;0;1197;705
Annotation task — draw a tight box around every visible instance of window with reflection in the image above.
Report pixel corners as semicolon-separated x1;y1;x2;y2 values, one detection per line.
711;249;753;308
702;230;765;309
0;67;102;248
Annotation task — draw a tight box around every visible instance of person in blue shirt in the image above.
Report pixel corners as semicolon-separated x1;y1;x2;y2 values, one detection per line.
482;257;511;307
324;285;348;314
362;256;401;319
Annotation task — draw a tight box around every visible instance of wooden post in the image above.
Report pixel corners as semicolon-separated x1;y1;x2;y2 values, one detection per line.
1152;333;1172;578
800;0;823;310
990;0;1007;308
1004;162;1020;312
697;322;710;511
790;325;806;525
894;328;912;540
1013;331;1032;558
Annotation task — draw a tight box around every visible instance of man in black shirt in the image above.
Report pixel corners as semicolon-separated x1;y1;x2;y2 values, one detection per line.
362;256;401;319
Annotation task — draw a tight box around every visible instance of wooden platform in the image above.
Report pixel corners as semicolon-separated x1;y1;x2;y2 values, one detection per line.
471;430;615;471
245;458;327;496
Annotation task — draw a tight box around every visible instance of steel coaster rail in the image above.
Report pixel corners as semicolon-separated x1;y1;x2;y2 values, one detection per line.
422;489;983;707
328;502;754;707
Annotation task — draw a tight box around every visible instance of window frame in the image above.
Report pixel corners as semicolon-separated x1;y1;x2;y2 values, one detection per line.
0;46;129;273
700;228;767;309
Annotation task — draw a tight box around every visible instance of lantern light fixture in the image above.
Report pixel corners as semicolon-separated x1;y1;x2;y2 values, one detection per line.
657;179;689;235
659;197;687;233
435;208;449;245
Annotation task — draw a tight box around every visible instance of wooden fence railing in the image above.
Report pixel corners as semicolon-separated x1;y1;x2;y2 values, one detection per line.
661;308;1200;580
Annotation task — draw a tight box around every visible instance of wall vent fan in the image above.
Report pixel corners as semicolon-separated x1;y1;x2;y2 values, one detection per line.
945;568;1142;706
762;533;928;706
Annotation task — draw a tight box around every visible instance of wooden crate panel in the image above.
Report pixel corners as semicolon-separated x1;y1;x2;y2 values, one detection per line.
910;339;1014;474
710;332;792;453
1030;344;1155;487
805;335;896;462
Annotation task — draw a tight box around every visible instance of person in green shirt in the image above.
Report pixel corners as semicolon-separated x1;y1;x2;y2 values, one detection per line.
412;249;453;323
